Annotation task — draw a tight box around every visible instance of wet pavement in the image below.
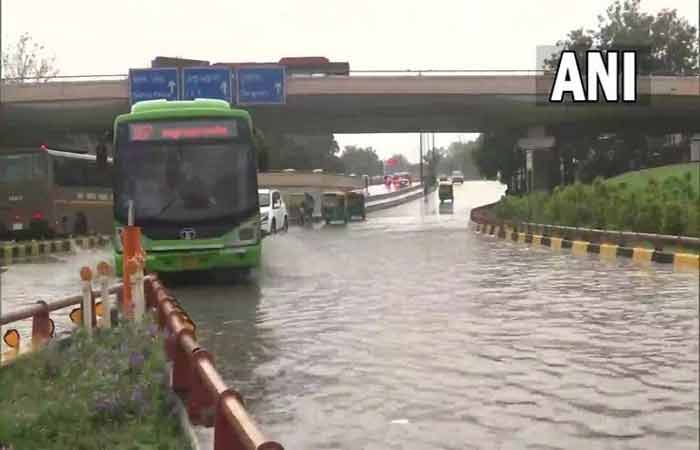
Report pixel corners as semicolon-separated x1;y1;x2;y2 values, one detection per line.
176;182;699;450
2;181;698;449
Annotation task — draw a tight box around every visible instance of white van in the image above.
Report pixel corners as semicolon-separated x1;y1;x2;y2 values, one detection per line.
258;189;288;235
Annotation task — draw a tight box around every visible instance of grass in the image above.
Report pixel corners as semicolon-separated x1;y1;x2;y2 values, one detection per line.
0;319;191;450
606;162;700;192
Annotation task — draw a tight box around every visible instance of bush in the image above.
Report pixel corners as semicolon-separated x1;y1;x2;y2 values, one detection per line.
493;173;699;237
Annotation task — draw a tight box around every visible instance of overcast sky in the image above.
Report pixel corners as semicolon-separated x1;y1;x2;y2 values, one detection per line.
2;0;698;162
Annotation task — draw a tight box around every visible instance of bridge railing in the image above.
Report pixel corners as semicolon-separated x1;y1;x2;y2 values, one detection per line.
1;74;128;84
145;276;284;450
2;70;697;84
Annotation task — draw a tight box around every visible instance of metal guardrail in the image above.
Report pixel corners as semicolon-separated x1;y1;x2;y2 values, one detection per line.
0;284;123;327
2;70;697;84
469;202;700;250
1;265;283;448
1;267;130;365
367;184;424;202
145;277;283;450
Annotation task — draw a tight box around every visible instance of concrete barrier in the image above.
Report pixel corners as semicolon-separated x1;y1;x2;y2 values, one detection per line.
366;185;431;212
471;221;699;273
0;235;110;265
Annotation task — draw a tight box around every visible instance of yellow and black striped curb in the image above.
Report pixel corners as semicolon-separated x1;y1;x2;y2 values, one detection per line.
1;235;111;265
473;222;699;272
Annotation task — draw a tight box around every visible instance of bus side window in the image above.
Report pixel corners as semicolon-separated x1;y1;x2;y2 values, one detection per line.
32;154;47;179
54;158;87;187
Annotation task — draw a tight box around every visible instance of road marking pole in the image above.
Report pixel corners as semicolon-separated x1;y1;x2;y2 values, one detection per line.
97;262;112;328
80;266;94;336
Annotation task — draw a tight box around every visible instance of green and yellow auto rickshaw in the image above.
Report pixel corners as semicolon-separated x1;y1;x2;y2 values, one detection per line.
438;181;454;203
286;192;306;225
346;190;366;221
322;191;348;224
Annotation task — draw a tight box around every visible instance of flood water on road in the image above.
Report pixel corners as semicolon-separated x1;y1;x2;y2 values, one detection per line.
1;247;116;350
1;181;696;449
171;181;699;450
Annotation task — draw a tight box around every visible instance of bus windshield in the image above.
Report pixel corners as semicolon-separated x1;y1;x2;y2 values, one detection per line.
114;140;257;224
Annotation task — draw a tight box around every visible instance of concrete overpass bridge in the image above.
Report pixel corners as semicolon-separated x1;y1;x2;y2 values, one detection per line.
1;73;699;145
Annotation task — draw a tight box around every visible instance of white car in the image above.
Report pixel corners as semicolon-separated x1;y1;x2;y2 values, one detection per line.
259;189;288;235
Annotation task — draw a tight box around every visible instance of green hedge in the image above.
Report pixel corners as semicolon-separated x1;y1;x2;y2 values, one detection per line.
0;319;190;450
495;172;699;237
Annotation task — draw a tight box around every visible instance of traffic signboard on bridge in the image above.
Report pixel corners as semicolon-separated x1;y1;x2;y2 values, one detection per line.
128;65;288;106
235;66;286;105
182;67;233;103
128;68;179;105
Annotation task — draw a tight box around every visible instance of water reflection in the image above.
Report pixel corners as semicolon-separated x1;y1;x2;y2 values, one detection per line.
438;202;454;215
171;278;280;410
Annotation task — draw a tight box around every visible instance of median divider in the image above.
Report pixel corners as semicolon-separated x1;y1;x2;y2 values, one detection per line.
0;234;111;265
470;203;699;272
2;226;284;449
366;184;428;212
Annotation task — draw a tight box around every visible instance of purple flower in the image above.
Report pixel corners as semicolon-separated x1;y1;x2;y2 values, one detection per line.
148;324;159;338
130;386;144;404
129;351;145;372
93;395;120;419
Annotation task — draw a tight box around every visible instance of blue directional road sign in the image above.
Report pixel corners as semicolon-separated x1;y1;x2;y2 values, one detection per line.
236;66;286;105
182;67;233;103
129;68;179;104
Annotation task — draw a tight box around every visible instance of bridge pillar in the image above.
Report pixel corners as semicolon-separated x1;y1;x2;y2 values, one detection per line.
691;134;700;162
517;127;557;192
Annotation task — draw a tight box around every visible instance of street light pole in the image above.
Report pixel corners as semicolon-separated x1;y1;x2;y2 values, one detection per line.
419;132;424;185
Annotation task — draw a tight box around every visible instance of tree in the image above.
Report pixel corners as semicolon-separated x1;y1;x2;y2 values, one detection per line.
340;146;382;176
649;8;699;75
252;128;270;172
268;133;343;171
543;28;595;74
544;0;698;75
437;139;482;179
473;131;524;190
2;32;59;82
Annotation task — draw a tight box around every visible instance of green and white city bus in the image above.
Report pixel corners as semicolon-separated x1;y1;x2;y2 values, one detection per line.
111;99;261;275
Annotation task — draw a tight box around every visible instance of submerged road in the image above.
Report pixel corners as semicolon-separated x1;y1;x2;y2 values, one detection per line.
1;181;698;449
173;181;698;450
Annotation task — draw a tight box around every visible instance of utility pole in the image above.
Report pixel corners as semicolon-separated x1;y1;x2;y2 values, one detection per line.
419;132;424;184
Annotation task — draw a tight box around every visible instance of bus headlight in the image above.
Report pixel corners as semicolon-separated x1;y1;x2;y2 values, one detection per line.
114;227;124;251
260;212;268;222
227;227;257;247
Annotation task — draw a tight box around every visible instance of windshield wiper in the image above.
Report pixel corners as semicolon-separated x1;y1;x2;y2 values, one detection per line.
152;196;178;218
